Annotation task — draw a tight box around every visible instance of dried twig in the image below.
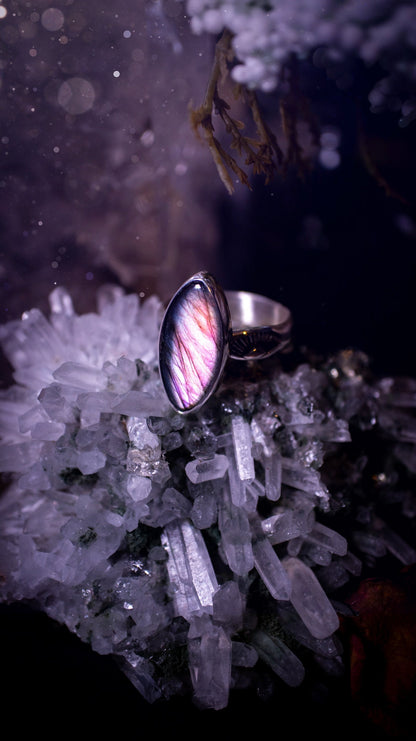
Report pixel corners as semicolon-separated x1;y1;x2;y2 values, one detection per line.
190;30;237;194
190;33;320;193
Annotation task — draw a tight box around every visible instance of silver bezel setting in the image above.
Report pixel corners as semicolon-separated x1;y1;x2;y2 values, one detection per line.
159;272;231;414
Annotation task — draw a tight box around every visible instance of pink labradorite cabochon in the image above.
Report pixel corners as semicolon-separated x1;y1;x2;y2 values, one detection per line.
159;273;230;413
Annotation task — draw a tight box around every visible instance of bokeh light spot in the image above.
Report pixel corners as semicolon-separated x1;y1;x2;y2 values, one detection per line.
319;148;341;170
57;77;95;115
41;8;65;32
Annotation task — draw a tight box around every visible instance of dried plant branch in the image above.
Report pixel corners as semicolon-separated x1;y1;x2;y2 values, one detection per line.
357;119;410;206
190;29;257;193
190;35;320;193
278;58;322;179
280;97;306;176
244;88;284;183
189;29;231;132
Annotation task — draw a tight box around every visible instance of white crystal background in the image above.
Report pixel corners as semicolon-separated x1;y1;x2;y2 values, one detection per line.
0;1;416;739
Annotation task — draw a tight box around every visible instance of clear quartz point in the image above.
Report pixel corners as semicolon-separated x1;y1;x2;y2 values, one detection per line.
49;286;75;316
281;457;329;504
218;486;254;576
263;450;282;501
251;629;305;687
283;556;339;639
226;445;253;511
188;616;232;710
53;361;106;391
185;454;229;484
116;651;163;704
212;581;244;632
231;416;255;482
250;416;275;458
191;490;218;529
262;510;305;544
277;604;342;657
352;530;387;557
304;521;348;556
231;641;258;667
375;519;416;564
251;514;291;601
161;519;218;621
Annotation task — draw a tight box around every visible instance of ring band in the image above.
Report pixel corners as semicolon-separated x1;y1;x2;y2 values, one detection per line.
159;271;292;414
225;289;292;360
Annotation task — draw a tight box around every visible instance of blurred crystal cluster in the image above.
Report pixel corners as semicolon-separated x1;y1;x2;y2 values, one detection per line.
186;0;416;125
0;286;415;709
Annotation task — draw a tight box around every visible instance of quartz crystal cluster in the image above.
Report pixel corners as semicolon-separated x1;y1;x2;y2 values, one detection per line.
185;0;416;126
0;286;415;709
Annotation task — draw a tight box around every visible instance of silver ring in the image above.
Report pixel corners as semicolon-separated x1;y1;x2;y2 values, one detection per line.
158;271;292;414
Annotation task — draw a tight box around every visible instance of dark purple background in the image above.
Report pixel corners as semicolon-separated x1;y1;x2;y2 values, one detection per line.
1;2;416;737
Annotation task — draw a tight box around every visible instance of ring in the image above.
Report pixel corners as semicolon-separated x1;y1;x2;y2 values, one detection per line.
158;271;292;414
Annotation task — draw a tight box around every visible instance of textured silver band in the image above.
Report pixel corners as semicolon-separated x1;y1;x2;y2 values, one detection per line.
225;290;292;360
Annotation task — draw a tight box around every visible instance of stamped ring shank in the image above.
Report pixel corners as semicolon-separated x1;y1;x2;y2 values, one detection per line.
226;290;292;360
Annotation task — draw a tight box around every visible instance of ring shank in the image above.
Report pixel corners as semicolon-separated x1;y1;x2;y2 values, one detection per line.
225;290;292;360
225;290;291;332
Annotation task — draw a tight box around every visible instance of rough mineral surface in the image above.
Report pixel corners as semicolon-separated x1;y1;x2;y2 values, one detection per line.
0;286;415;710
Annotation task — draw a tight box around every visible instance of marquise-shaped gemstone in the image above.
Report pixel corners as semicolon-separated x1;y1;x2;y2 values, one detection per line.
159;275;228;413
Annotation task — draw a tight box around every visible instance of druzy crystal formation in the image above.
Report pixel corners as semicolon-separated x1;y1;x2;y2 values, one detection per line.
1;286;416;710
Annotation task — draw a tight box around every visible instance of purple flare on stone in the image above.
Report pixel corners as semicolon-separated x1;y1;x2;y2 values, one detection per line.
159;273;230;413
